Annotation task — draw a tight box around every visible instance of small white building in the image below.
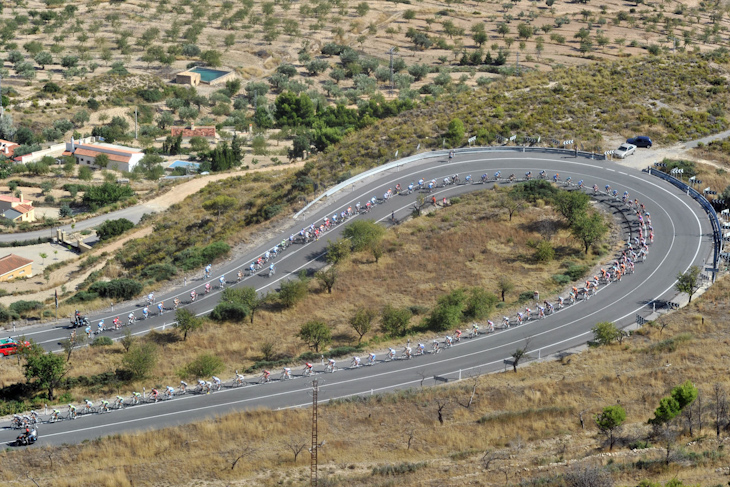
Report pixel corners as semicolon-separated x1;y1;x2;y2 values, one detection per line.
65;139;144;173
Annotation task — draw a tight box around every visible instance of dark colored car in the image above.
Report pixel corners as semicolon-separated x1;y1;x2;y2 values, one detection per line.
627;136;652;148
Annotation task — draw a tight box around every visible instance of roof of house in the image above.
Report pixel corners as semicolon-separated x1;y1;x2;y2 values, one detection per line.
85;143;142;154
0;254;32;276
1;208;21;221
14;204;33;214
171;126;217;138
74;148;131;164
0;139;19;157
0;194;22;203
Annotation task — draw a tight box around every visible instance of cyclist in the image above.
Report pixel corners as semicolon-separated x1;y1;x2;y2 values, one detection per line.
235;371;245;385
326;358;337;373
85;325;91;339
455;329;462;342
68;404;77;419
132;392;142;405
142;306;149;320
281;367;292;380
196;379;206;393
471;323;479;338
578;180;583;189
351;356;361;367
538;306;545;319
487;320;495;333
205;264;212;279
432;339;440;353
449;150;454;160
407;182;414;194
165;386;175;398
525;171;532;180
148;292;155;304
84;399;93;413
97;320;104;334
539;170;546;180
150;388;159;402
494;171;501;180
204;282;211;294
417;343;425;355
517;312;524;325
403;346;412;359
605;184;611;194
205;381;213;393
212;376;222;391
368;352;376;365
387;348;396;360
50;409;60;422
593;184;599;194
237;270;243;282
445;335;453;347
465;174;472;183
269;263;275;277
157;302;164;315
553;173;559;183
303;362;314;376
113;316;120;329
524;307;532;321
174;298;180;310
114;396;125;409
190;290;197;302
100;400;110;412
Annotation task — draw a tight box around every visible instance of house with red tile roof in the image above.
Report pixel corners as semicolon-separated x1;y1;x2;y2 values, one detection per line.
0;192;35;222
0;139;19;158
0;254;33;281
65;139;144;172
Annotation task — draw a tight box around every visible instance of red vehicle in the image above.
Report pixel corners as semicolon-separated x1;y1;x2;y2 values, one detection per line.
0;338;30;356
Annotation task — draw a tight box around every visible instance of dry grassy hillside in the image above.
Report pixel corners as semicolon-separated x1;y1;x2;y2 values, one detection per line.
2;261;730;487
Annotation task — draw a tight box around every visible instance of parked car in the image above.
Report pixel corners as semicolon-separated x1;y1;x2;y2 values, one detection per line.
0;338;30;356
627;136;652;148
614;143;637;159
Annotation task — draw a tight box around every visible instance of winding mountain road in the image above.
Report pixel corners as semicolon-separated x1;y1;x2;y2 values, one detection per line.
0;151;714;446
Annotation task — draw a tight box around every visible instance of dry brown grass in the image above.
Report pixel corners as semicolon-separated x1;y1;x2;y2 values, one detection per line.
1;187;604;399
3;275;730;486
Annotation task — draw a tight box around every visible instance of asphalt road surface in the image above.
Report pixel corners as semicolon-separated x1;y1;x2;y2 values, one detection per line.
1;151;714;447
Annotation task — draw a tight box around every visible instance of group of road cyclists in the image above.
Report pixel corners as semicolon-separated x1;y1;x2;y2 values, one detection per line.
41;168;658;427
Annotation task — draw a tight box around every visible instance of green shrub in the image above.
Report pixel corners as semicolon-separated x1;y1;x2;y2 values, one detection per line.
140;263;178;282
9;300;43;317
97;218;134;240
89;279;143;300
179;353;225;379
66;291;99;303
372;462;427;476
552;274;571;285
210;301;249;322
517;291;534;302
565;264;589;280
91;336;114;347
534;240;555;262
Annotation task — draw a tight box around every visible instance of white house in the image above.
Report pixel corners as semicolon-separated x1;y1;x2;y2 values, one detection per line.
65;139;144;173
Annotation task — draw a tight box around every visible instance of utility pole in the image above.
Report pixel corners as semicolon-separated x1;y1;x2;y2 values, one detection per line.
311;379;319;487
0;73;4;118
135;107;138;139
516;52;519;75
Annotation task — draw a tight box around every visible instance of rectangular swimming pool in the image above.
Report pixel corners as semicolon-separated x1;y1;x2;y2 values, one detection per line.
188;67;230;84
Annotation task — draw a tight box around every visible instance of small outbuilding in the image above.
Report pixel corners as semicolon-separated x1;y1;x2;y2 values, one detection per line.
176;71;201;87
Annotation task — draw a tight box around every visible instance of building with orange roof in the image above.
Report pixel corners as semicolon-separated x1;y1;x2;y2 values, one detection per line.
0;254;33;281
65;138;144;172
0;192;35;222
0;139;19;158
